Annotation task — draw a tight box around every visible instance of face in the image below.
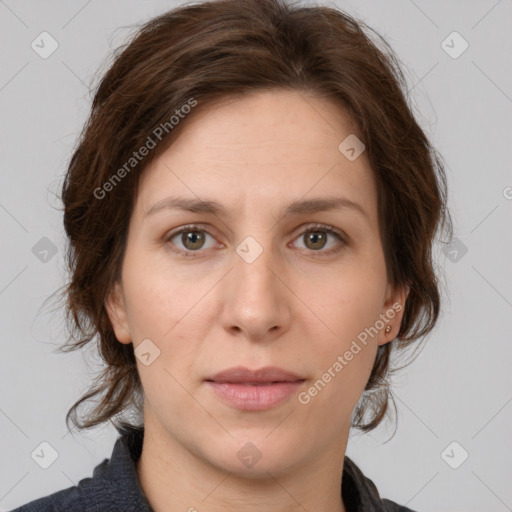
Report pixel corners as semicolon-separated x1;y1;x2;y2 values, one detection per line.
106;89;408;477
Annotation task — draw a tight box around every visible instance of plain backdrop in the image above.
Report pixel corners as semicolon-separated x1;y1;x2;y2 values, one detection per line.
1;1;511;511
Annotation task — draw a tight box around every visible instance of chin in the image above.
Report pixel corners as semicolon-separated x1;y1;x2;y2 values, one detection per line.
201;433;304;478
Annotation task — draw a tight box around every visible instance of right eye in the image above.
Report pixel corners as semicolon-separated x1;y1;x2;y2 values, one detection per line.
165;224;219;257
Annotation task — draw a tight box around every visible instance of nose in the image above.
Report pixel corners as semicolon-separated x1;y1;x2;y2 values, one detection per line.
218;241;291;342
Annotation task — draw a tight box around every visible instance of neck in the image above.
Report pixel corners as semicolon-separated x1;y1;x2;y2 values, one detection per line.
136;410;348;512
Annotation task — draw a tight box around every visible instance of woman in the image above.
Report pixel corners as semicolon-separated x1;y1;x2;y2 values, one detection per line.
12;0;452;510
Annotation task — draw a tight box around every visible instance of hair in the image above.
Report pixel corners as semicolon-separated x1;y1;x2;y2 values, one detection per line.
53;0;452;436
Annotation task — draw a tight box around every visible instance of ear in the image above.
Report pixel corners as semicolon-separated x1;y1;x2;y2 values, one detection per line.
378;282;410;346
104;281;132;344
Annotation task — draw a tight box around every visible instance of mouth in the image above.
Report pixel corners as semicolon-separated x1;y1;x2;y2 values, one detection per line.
206;365;305;384
205;381;305;385
205;366;306;410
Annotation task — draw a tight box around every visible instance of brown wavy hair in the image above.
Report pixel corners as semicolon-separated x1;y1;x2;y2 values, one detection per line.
52;0;452;436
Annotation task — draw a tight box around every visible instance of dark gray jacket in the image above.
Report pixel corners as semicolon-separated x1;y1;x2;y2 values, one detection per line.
10;426;417;512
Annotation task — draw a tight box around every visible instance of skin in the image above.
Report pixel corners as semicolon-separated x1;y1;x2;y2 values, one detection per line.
106;89;409;512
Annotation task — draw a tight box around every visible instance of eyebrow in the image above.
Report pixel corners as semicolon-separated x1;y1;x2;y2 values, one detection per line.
144;195;369;221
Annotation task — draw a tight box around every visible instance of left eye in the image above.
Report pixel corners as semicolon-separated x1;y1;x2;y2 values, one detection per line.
165;223;345;257
291;225;344;253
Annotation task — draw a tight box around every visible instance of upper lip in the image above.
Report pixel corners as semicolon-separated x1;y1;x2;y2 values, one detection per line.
206;366;305;383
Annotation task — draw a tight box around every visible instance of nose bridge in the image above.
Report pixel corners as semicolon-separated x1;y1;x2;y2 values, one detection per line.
220;230;290;337
231;210;279;280
233;232;280;303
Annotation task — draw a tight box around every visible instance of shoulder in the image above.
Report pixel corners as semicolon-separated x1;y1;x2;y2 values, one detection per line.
7;483;86;511
8;457;111;512
9;427;151;512
382;498;418;512
343;455;418;512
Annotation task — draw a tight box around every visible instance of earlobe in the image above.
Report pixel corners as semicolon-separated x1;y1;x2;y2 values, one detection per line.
378;283;410;346
104;281;132;344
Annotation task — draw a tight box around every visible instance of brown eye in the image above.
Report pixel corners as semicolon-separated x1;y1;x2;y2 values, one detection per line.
181;230;206;250
303;230;328;250
166;225;217;257
291;224;346;256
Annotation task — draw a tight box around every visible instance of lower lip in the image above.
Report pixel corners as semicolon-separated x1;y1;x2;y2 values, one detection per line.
206;381;304;410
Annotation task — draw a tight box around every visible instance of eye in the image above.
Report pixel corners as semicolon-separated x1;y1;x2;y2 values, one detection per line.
291;223;346;256
164;222;346;258
165;224;218;257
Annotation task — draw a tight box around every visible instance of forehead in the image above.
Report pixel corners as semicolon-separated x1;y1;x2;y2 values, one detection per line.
136;89;378;223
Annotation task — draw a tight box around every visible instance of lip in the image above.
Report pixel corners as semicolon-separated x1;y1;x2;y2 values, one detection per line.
206;365;304;384
205;366;305;411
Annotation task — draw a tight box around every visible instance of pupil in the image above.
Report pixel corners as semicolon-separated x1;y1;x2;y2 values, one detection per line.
307;231;325;249
184;231;204;249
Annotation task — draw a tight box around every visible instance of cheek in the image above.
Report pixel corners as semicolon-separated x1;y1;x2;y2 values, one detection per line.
296;341;377;444
121;253;211;384
299;309;378;424
295;262;386;342
293;261;385;399
121;247;194;339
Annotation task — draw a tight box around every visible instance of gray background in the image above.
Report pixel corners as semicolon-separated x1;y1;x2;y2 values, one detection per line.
1;0;511;510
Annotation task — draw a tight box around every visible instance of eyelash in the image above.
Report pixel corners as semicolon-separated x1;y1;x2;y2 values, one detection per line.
164;223;347;259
